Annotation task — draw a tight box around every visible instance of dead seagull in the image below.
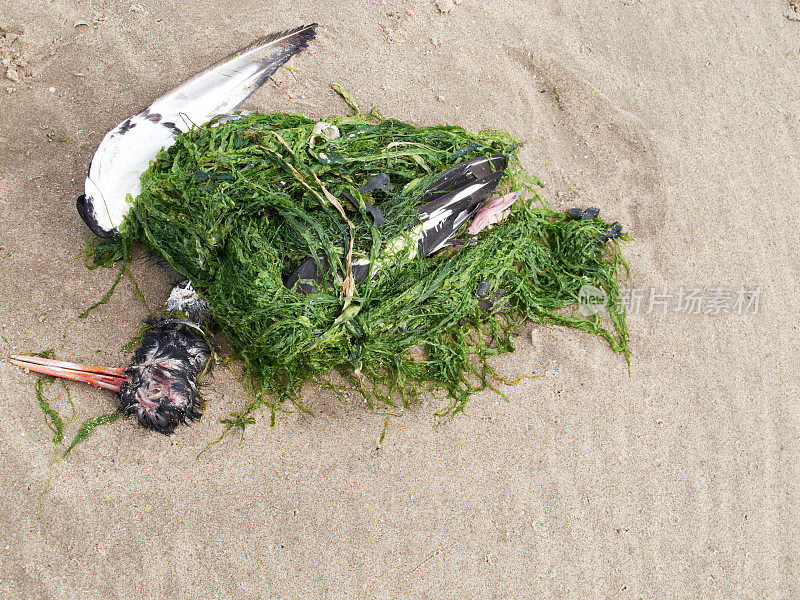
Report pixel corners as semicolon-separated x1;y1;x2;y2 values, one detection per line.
11;24;317;434
11;23;518;434
77;23;317;238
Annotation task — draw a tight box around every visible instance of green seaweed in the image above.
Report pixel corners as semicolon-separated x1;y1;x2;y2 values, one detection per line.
78;263;150;319
30;349;121;459
330;81;386;121
63;412;122;458
37;382;61;442
32;354;77;516
84;110;629;432
32;350;75;446
78;267;125;319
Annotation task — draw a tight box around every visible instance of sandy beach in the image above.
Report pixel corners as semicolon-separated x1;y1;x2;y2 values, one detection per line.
1;1;798;597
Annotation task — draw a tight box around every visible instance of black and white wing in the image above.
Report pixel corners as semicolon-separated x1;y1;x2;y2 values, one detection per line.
146;24;317;124
78;23;317;237
415;155;507;256
285;155;508;293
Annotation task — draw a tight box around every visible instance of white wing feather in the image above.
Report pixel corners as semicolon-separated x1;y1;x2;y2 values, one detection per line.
82;24;316;235
148;25;316;123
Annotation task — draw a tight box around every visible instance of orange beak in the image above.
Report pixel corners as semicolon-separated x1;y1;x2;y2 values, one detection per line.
10;354;129;393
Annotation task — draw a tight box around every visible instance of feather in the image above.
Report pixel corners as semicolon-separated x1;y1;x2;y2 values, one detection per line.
148;24;317;124
285;155;508;292
78;24;317;237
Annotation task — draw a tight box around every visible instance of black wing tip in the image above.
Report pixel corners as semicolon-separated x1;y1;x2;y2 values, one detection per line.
76;194;116;238
295;22;319;34
261;22;318;47
241;23;318;90
289;22;318;36
417;154;509;207
288;22;317;49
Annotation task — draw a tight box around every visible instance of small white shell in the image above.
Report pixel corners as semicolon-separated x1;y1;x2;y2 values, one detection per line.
312;121;340;141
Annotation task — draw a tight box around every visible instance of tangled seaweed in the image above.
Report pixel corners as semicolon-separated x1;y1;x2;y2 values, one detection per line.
85;111;629;430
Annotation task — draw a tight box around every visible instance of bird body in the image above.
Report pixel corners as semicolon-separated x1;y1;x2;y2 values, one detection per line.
284;154;508;293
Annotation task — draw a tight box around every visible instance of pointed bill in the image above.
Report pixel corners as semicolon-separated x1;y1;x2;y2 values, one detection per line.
10;355;128;392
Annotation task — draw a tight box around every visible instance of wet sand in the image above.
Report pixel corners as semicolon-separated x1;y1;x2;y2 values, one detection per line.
0;1;798;597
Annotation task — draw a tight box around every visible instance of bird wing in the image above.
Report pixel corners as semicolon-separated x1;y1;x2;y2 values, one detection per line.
85;117;178;233
415;155;507;206
284;155;508;292
81;24;317;236
415;155;507;255
148;23;317;128
416;168;505;256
